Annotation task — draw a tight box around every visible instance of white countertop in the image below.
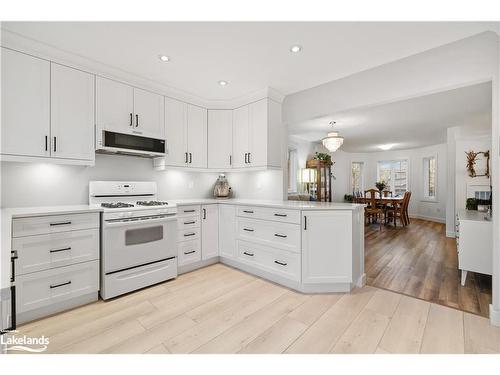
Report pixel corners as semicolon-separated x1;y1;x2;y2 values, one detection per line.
457;209;492;223
1;205;102;289
172;198;364;211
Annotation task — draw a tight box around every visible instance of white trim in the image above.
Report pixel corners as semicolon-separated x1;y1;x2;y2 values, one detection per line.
490;304;500;326
409;214;446;224
446;230;457;238
422;154;438;201
376;158;410;196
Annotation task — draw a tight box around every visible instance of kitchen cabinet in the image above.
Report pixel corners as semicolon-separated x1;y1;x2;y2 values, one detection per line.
50;63;95;161
301;211;352;284
208;110;233;169
96;77;164;139
232;99;282;169
1;47;50;158
219;205;236;259
177;205;202;268
164;98;207;168
201;204;219;259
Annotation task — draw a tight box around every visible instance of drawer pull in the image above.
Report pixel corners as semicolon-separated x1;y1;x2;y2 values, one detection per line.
183;209;196;213
50;221;72;226
274;260;287;266
274;213;287;217
184;250;196;255
184;221;196;225
243;228;254;232
184;232;196;237
50;247;72;253
243;251;254;257
50;281;72;289
274;233;287;238
243;210;254;214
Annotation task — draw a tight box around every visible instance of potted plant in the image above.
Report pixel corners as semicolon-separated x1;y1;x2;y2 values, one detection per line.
313;152;332;164
375;181;386;195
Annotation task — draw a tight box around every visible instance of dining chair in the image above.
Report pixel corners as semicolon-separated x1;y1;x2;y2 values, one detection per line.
386;191;411;227
403;191;412;225
364;189;385;231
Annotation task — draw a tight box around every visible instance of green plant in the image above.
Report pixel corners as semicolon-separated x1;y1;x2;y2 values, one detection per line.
375;181;386;191
466;198;478;210
313;152;332;163
344;194;353;203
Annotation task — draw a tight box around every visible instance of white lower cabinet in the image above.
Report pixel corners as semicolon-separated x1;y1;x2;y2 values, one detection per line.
178;239;202;266
219;204;236;259
201;204;219;260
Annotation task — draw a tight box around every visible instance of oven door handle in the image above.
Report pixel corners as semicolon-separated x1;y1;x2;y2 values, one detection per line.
104;215;177;227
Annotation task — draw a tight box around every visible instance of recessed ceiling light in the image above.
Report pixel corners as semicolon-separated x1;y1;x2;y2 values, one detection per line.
378;144;394;151
218;80;228;86
290;45;302;53
159;55;170;62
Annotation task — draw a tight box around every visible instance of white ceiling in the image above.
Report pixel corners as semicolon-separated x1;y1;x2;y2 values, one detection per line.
1;22;497;100
289;82;492;153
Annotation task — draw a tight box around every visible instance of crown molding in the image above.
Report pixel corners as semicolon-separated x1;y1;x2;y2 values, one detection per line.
0;28;285;109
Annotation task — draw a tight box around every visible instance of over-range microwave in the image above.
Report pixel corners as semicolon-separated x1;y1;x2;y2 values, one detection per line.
96;131;166;158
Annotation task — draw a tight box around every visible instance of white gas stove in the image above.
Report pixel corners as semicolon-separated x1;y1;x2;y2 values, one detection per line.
89;181;178;300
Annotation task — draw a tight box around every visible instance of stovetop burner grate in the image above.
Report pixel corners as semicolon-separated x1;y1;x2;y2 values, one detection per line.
101;202;135;209
136;201;169;206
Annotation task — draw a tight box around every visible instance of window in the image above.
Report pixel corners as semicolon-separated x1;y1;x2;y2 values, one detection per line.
288;148;298;193
423;156;437;200
377;159;408;197
351;162;364;194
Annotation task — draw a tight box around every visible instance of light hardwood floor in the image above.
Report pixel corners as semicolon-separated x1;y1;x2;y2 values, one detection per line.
365;219;492;317
10;263;500;354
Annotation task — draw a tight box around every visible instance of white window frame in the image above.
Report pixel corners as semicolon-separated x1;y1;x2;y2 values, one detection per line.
288;148;298;194
376;158;410;197
422;155;438;202
350;161;365;194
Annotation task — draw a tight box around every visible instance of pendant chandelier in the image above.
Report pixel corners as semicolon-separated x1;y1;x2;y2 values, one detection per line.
322;121;344;152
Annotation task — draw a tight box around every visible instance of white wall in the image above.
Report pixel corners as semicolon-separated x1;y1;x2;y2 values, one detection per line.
0;154;284;208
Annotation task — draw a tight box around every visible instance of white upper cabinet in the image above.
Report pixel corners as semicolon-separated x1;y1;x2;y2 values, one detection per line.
96;77;165;139
207;110;233;169
187;105;208;168
96;77;134;134
232;105;250;168
50;63;95;161
232;99;282;169
133;88;165;139
1;48;50;158
164;97;188;166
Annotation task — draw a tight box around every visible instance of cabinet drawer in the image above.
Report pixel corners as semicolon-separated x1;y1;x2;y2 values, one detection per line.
237;217;300;253
237;240;300;282
177;205;201;218
177;215;201;230
178;239;202;266
13;228;99;276
237;206;300;224
178;227;201;242
16;260;99;314
13;212;99;237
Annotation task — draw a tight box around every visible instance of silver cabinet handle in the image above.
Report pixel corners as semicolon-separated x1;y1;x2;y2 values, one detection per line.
50;281;71;289
50;247;71;253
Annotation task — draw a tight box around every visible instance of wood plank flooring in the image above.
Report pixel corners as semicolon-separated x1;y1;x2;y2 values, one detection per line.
10;263;500;354
365;219;492;317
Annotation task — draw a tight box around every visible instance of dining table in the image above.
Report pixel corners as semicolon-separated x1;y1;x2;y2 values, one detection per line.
357;196;404;207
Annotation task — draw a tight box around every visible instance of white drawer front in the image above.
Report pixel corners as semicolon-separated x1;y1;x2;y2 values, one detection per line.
13;228;99;275
177;215;201;230
16;260;99;313
13;212;99;237
177;205;201;218
237;218;300;253
237;206;300;224
178;239;202;266
237;240;300;282
178;227;201;242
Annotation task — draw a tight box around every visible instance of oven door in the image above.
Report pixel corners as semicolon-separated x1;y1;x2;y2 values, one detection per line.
102;215;177;274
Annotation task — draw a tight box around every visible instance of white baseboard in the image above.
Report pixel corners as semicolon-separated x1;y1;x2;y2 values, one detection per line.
490;304;500;326
446;230;457;238
409;214;446;224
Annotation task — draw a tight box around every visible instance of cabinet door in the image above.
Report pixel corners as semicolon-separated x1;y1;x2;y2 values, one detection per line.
302;211;352;284
1;48;50;157
187;104;207;168
50;63;95;161
133;88;165;139
248;99;268;167
164;97;188;166
202;205;219;260
207;110;233;169
232;105;249;168
219;205;236;258
96;77;134;134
